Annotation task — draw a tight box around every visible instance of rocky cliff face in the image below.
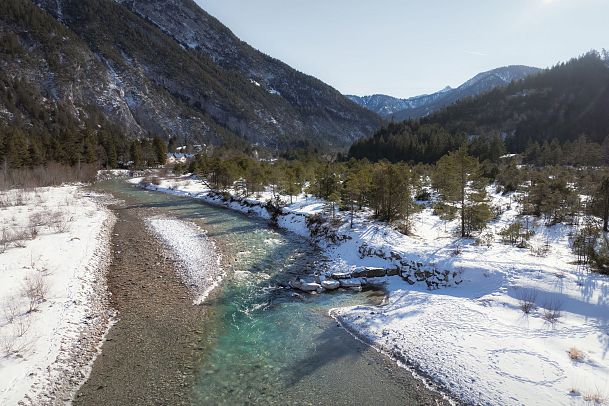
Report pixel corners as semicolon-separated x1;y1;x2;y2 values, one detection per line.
2;0;381;149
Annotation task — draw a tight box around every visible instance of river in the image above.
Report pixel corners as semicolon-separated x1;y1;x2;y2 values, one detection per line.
95;180;445;405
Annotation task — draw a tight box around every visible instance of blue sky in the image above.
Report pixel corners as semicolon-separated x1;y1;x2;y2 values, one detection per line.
197;0;609;98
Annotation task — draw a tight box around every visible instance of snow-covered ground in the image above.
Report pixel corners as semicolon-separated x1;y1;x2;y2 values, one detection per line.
0;186;115;405
96;169;131;181
331;190;609;405
131;175;609;405
147;217;223;304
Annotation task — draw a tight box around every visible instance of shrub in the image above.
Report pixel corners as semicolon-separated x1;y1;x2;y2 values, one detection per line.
518;287;538;314
433;202;457;221
542;297;563;324
572;219;600;265
415;190;431;201
48;211;72;233
2;296;21;324
475;232;494;247
530;243;551;257
0;228;9;253
21;272;48;313
396;220;414;236
499;221;534;246
0;333;17;358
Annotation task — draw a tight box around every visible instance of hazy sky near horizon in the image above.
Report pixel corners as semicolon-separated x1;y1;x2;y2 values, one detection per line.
197;0;609;98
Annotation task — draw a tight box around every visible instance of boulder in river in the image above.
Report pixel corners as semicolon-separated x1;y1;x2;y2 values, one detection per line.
290;279;323;293
351;267;388;278
339;278;364;288
321;280;340;290
330;272;352;280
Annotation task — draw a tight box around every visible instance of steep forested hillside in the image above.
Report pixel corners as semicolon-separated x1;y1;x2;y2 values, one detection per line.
430;52;609;151
350;52;609;164
0;0;135;167
0;0;381;169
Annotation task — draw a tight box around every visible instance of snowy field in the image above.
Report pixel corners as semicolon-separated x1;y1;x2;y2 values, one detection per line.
147;217;223;304
0;186;114;405
132;175;609;405
331;190;609;405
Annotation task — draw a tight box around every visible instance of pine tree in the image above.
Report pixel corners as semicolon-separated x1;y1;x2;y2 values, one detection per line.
598;177;609;232
280;167;301;204
328;190;341;222
432;145;490;237
366;161;419;225
130;140;143;169
6;128;29;168
152;136;168;166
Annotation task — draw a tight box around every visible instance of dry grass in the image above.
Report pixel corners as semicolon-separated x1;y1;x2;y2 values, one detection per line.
568;346;585;361
0;189;29;207
583;389;607;404
0;191;75;255
0;162;98;190
40;210;73;233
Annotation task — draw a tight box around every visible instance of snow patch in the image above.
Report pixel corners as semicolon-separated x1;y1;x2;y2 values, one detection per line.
147;216;223;304
0;186;115;405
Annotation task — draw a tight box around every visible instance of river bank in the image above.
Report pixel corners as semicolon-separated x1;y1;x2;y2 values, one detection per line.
74;186;214;405
0;186;115;405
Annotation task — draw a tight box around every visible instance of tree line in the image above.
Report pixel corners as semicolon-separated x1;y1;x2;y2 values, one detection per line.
186;146;495;237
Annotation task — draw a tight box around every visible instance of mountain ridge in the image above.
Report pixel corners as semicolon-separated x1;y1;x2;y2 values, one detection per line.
347;65;541;120
348;52;609;164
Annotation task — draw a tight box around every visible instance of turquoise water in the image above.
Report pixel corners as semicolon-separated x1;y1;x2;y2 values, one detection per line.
104;181;442;405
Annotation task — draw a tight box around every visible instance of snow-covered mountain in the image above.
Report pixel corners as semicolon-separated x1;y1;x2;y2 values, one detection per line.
348;66;541;120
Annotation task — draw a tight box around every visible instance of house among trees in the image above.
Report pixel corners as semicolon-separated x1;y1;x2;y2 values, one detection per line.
166;153;194;165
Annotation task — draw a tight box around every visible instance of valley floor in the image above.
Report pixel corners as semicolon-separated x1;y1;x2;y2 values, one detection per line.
138;175;609;406
0;185;115;405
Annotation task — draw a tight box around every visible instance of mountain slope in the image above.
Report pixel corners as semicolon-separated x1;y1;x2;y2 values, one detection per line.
1;0;381;160
1;0;258;153
48;0;381;147
115;0;382;147
430;52;609;150
348;66;540;120
349;52;609;162
347;87;455;117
